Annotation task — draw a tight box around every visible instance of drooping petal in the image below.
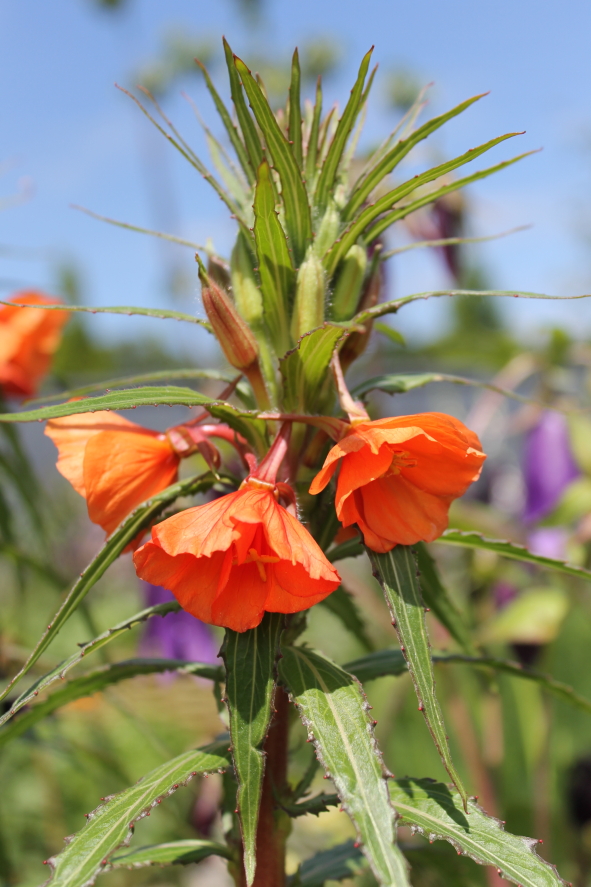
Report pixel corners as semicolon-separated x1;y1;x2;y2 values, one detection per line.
45;411;141;495
83;430;179;535
0;292;69;398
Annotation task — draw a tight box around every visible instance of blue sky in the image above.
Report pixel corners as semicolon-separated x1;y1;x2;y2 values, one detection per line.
1;0;590;349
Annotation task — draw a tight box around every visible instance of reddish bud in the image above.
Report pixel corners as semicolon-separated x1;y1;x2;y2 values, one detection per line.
200;270;259;372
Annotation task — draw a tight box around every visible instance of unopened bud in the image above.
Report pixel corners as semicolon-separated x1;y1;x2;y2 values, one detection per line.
331;244;367;322
207;253;232;292
200;269;259;371
230;233;264;328
291;246;325;341
314;200;341;257
339;251;383;372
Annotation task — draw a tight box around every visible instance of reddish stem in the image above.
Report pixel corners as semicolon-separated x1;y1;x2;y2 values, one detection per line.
234;688;290;887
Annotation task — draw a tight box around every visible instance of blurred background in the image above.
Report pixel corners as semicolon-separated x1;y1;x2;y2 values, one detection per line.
2;1;591;885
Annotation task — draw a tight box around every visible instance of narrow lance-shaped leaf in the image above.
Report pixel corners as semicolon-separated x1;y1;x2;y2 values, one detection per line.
279;645;410;886
290;840;366;886
436;528;591;582
42;741;231;887
318;586;374;652
280;325;344;412
288;48;303;168
1;300;211;328
314;47;373;212
253;159;294;355
344;92;487;219
196;56;254;185
352;370;546;411
107;839;232;870
390;777;567;887
304;77;323;186
27;369;247;407
353;287;591;327
324;132;526;277
368;546;468;808
235;55;312;266
0;658;223;750
223;38;264;176
222;614;284;886
363;149;535;246
344;649;591;717
0;473;217;703
415;542;478;656
2;600;183;726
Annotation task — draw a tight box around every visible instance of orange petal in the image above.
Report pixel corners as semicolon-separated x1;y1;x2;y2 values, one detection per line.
0;292;69;397
211;561;270;631
83;430;179;535
45;411;141;496
308;433;367;495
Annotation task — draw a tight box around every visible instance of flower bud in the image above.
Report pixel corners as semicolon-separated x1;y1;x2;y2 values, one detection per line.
314;200;340;257
339;254;383;372
230;233;264;328
330;244;367;322
200;269;259;371
291;246;325;341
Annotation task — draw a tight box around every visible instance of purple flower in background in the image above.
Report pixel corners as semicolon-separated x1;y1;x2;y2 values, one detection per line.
139;583;219;664
523;412;579;524
527;526;569;562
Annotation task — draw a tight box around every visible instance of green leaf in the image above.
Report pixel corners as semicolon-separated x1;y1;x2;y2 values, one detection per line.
0;388;263;453
43;741;231;887
0;600;184;727
108;839;232;869
304;77;322;186
223;38;264;177
235;55;312;266
415;543;478;656
352;370;545;409
288;49;303;168
368;546;468;808
436;529;591;583
313;48;373;213
290;840;366;886
0;658;223;750
355;288;591;326
344;649;591;717
280;325;344;412
324;136;528;277
0;386;212;423
318;586;374;652
390;778;567;887
0;472;216;703
253;159;294;354
197;56;254;185
26;369;250;407
0;300;211;328
363;149;535;246
279;645;410;886
344;92;486;219
326;537;364;563
222;614;284;886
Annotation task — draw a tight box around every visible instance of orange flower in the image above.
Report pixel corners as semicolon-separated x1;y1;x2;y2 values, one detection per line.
45;412;179;536
309;413;486;553
0;292;69;397
133;479;341;632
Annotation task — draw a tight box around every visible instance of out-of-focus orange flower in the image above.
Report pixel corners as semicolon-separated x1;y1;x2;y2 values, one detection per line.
0;292;69;398
133;478;341;632
309;413;486;554
45;412;179;536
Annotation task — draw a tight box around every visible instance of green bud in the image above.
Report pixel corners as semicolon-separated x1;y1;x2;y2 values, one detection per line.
314;200;340;257
330;244;367;322
291;246;325;341
230;233;264;328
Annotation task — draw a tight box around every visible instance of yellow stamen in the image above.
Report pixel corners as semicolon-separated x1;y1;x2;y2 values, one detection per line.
385;450;417;477
232;548;281;582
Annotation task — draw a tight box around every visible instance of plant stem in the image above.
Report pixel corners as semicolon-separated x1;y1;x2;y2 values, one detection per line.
235;687;290;887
